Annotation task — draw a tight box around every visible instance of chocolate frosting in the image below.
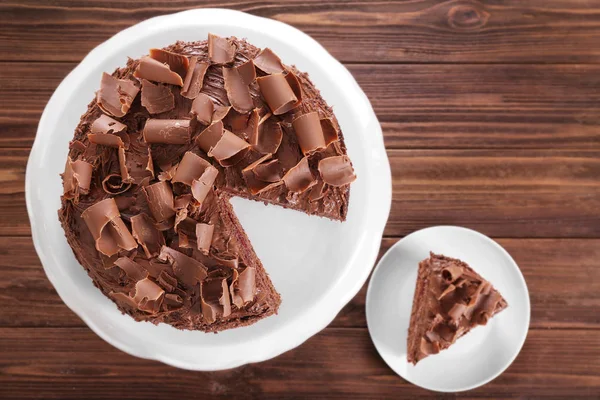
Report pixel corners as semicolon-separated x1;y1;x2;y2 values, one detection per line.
59;35;354;333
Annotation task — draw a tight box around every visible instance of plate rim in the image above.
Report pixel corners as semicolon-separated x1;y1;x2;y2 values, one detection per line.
366;225;531;392
25;8;392;370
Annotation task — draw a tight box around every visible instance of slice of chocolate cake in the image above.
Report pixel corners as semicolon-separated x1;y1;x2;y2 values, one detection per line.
407;253;508;365
58;34;356;332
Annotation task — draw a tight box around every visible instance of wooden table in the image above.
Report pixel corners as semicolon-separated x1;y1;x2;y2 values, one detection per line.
1;1;599;398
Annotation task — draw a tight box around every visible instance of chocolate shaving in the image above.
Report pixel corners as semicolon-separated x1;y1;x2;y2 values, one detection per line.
90;114;126;135
292;112;326;155
109;291;138;309
442;265;463;283
117;147;132;183
208;33;236;65
148;48;189;80
253;48;284;74
191;168;219;204
253;159;283;182
70;140;87;152
242;154;275;194
130;213;165;258
132;277;165;314
87;133;126;148
229;109;259;142
231;266;256;307
80;198;137;257
253;117;283;155
141;79;175;114
308;180;327;202
190;93;214;124
158;163;178;182
196;121;224;153
101;174;132;195
158;270;178;292
318;155;357;187
172;151;215;186
223;66;254;113
448;303;468;325
134;56;184;86
158;246;208;287
237;59;256;86
62;158;93;201
282;156;316;193
207;130;250;167
437;284;456;300
96;73;140;118
143;119;190;144
181;56;209;99
142;181;175;222
257;72;301;115
114;257;149;281
212;104;231;122
195;223;214;255
420;337;440;356
200;277;232;323
320;118;339;147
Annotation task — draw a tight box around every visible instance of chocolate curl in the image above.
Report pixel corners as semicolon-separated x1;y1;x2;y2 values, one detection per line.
142;181;175;222
90;114;126;135
102;174;132;195
292;112;326;155
253;116;283;155
420;338;441;356
230;266;256;307
257;72;301;115
212;104;231;122
158;163;178;182
70;140;87;152
208;33;235;65
117;147;132;184
130;213;165;258
62;158;93;201
437;284;456;300
200;277;232;323
172;151;215;186
308;180;327;202
181;56;209;99
229;108;259;142
237;59;257;86
158;246;208;287
148;48;189;79
195;223;214;255
143;119;190;144
114;257;149;281
253;159;284;183
158;270;178;292
134;56;184;86
140;79;175;114
87;132;127;148
442;265;463;283
448;303;468;325
190;93;214;125
319;118;339;147
477;291;502;325
242;154;280;195
318;155;357;187
196;120;224;153
191;167;219;204
132;277;165;314
81;198;137;257
96;73;140;118
282;156;316;194
223;66;254;113
253;48;284;74
109;291;138;309
207;130;250;167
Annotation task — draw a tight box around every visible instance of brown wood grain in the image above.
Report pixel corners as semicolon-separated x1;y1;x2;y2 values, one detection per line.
3;62;600;149
0;327;598;399
2;149;599;238
2;0;600;64
3;236;599;329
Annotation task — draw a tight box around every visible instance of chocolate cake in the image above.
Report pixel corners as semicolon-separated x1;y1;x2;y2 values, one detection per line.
407;253;508;364
58;34;356;332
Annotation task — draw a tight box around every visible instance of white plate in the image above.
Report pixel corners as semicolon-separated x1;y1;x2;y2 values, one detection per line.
366;226;530;392
26;9;391;370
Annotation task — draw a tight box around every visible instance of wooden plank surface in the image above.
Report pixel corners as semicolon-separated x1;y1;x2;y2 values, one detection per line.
2;0;600;398
2;149;599;238
0;328;598;399
2;0;600;64
3;236;599;329
3;62;600;149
